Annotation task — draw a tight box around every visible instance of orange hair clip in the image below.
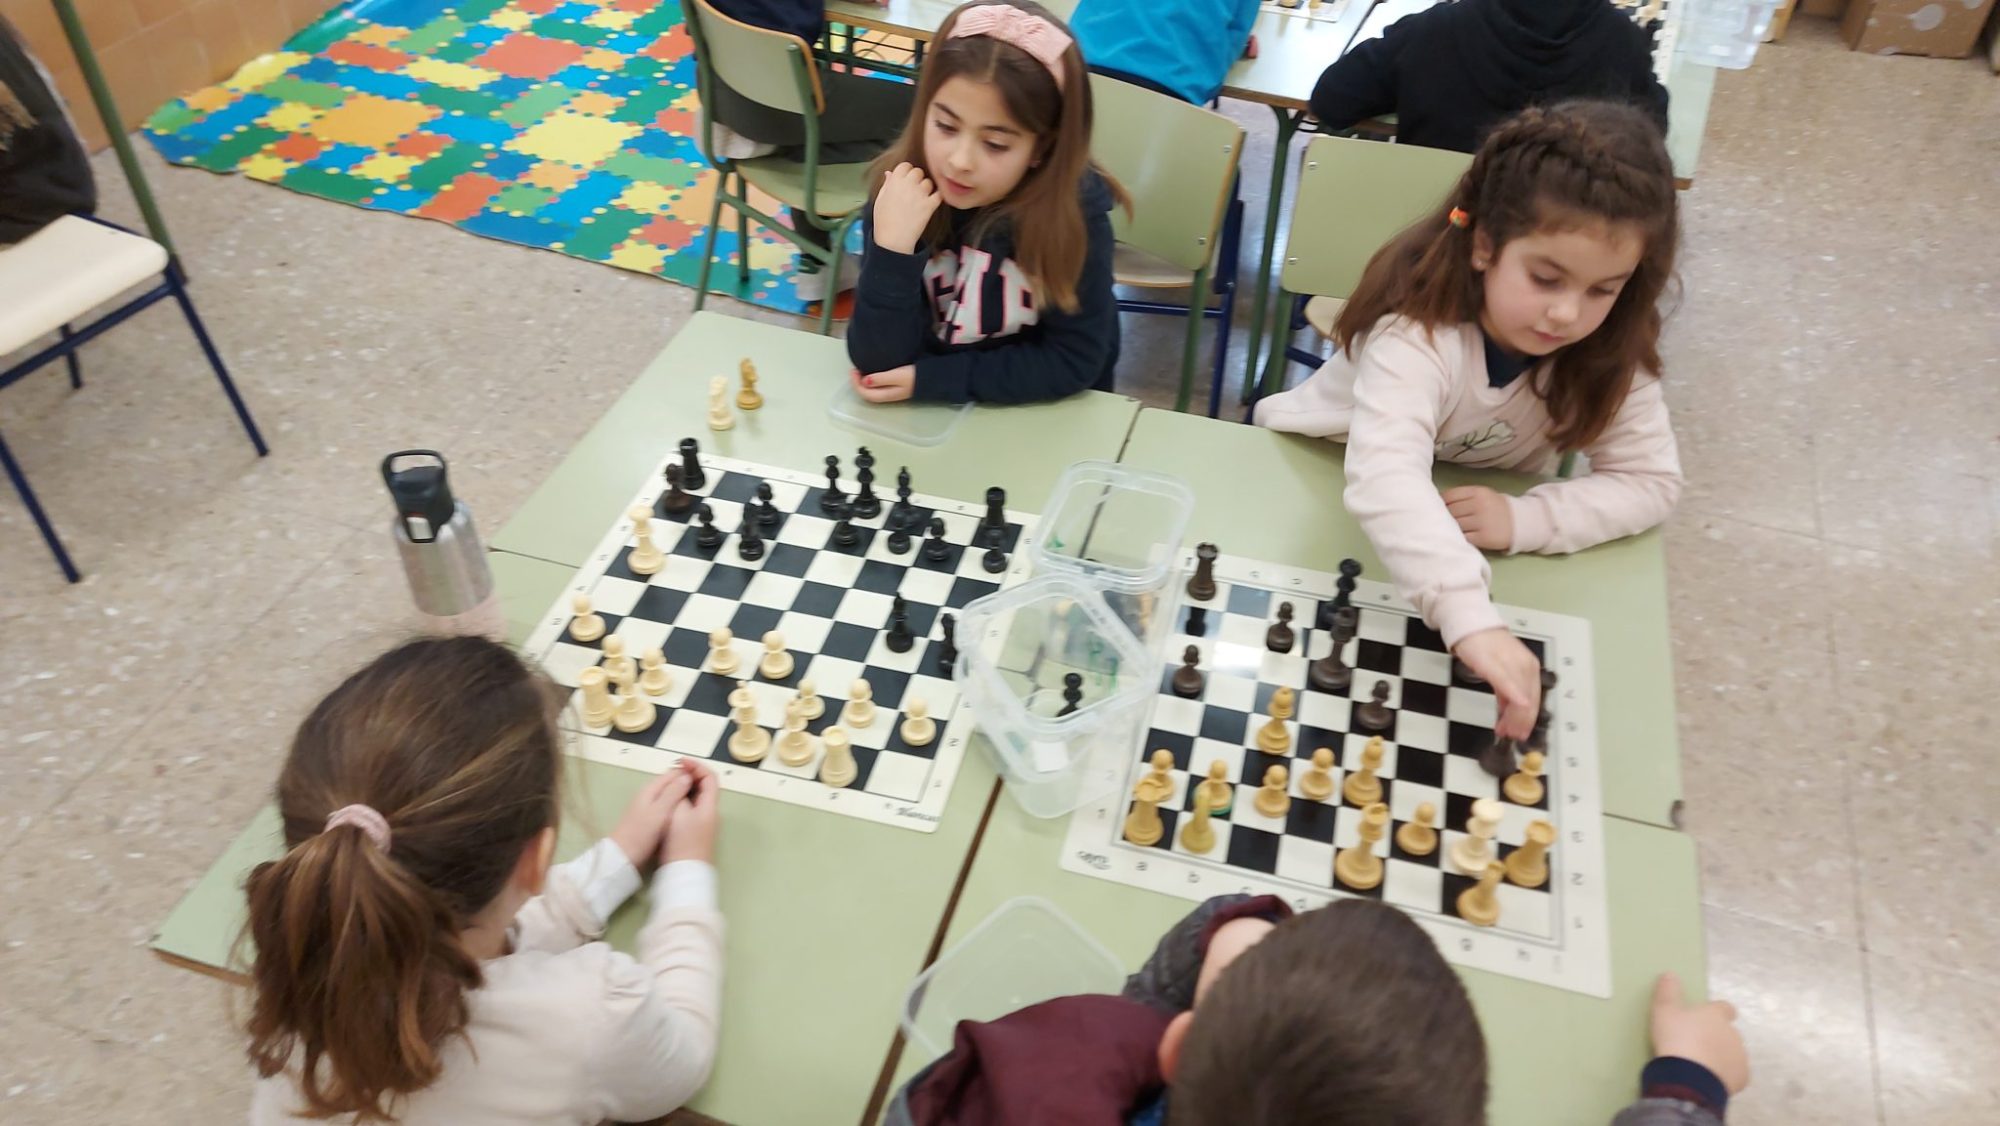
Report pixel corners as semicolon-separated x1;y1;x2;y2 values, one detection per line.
1448;207;1470;229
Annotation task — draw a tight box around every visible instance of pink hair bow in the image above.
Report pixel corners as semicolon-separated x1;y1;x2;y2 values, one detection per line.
949;5;1072;91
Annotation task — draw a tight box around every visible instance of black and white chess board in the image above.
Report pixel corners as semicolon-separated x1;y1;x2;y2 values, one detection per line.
1061;548;1612;995
522;451;1034;831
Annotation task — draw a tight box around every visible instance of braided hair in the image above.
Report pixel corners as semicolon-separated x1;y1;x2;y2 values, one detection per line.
1333;100;1679;451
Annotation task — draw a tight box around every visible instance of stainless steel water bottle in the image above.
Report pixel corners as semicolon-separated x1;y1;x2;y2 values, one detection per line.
383;450;504;639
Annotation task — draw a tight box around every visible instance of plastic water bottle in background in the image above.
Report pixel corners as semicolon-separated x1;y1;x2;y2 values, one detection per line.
383;450;505;640
1677;0;1781;69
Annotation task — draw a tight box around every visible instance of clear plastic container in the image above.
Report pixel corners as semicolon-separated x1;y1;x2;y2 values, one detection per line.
1029;461;1195;654
1675;0;1779;69
826;378;972;447
954;573;1153;817
900;897;1127;1064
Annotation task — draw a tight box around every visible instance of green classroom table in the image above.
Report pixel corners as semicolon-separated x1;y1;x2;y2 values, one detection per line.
154;314;1144;1125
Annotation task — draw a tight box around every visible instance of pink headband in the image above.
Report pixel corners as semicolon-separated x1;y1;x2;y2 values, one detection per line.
948;5;1072;91
324;804;392;852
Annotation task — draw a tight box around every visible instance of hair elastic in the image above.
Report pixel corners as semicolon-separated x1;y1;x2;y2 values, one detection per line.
324;804;392;852
948;5;1071;91
1448;207;1471;229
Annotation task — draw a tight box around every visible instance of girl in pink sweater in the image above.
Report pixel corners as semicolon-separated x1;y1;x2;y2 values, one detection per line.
1254;100;1683;739
243;637;724;1124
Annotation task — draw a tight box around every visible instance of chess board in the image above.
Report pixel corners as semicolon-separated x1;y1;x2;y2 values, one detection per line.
521;450;1034;831
1060;549;1612;996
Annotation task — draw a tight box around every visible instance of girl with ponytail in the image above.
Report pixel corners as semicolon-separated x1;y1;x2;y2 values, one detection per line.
244;636;723;1124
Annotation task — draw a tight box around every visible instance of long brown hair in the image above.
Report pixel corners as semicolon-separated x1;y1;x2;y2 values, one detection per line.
866;0;1129;312
1335;100;1680;451
243;636;564;1121
1170;900;1488;1124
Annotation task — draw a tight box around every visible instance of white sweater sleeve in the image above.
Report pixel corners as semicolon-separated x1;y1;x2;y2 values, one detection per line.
587;862;725;1121
509;838;641;954
1506;375;1683;555
1342;328;1507;648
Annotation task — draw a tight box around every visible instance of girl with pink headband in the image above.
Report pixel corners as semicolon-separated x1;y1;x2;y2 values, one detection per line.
847;1;1131;405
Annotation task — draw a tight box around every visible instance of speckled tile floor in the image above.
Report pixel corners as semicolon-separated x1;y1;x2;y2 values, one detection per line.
2;20;1995;1125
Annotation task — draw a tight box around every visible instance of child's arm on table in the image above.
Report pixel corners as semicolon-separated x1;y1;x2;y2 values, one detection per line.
847;165;943;377
1610;973;1747;1125
1507;375;1682;555
510;771;692;954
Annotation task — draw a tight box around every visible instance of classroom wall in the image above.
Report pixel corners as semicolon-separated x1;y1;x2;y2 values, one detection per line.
2;0;345;150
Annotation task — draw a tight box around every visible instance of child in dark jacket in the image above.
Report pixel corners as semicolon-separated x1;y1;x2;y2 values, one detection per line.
887;896;1748;1125
0;15;95;244
1309;0;1669;154
846;0;1129;405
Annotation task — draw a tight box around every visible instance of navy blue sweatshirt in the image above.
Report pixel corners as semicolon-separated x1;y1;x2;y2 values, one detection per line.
706;0;822;45
846;172;1120;404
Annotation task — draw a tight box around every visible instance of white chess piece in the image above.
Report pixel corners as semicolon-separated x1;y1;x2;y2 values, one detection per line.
1451;797;1504;874
578;667;614;727
707;375;735;431
819;725;856;787
776;699;817;767
708;627;739;676
796;678;824;720
728;697;768;762
627;504;665;575
899;697;935;747
613;686;656;733
568;593;605;642
601;635;636;686
758;631;794;680
840;678;876;728
639;647;672;696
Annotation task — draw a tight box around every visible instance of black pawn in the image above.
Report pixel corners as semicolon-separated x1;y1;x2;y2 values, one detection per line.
853;448;881;518
1187;542;1218;601
1265;601;1296;654
889;466;915;530
1354;679;1394;731
1171;645;1205;698
937;613;958;671
887;522;912;555
980;524;1008;574
693;503;724;550
1057;672;1084;717
1307;606;1357;694
885;594;914;653
736;509;764;560
659;462;693;513
753;481;780;527
832;500;859;548
922;517;951;562
980;486;1006;539
1184;605;1208;637
678;437;706;490
819;455;845;512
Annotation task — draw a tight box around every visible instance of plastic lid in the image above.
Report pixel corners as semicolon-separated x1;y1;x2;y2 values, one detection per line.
827;378;973;448
1030;461;1195;593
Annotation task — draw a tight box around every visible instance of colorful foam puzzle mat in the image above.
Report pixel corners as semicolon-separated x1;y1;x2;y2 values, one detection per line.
144;0;819;311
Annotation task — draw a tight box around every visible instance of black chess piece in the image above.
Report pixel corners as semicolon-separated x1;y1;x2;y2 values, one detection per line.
1187;542;1218;601
678;437;706;490
1307;606;1357;693
693;503;723;550
889;466;915;530
980;524;1007;574
1185;605;1207;637
1354;679;1394;731
1171;645;1205;698
1479;735;1519;780
737;509;765;561
1266;601;1296;653
819;455;845;512
659;462;694;513
1453;655;1487;686
1057;672;1084;717
937;613;958;671
753;481;780;527
1318;559;1362;630
885;594;914;653
980;486;1006;539
853;449;882;518
922;517;951;562
1525;669;1557;753
887;523;912;555
832;500;859;548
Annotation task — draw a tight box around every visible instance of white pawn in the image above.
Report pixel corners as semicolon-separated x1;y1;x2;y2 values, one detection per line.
899;697;935;747
568;593;605;642
601;635;637;686
819;725;856;787
707;375;735;431
840;678;876;729
627;504;664;575
708;627;739;676
578;667;614;728
776;699;817;767
758;631;793;680
639;647;672;696
1451;797;1504;875
796;679;824;720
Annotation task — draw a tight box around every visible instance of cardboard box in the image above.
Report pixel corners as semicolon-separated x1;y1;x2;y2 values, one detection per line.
1800;0;1847;16
1841;0;1999;56
1765;0;1800;40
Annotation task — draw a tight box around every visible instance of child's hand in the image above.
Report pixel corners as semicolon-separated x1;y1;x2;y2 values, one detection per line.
853;366;916;403
874;163;941;254
1442;485;1513;551
610;770;695;869
661;759;721;866
1452;628;1541;740
1649;972;1750;1095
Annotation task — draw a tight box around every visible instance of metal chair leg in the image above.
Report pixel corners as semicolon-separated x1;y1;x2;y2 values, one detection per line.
60;324;82;389
0;428;80;583
165;271;268;457
735;175;751;287
694;172;729;311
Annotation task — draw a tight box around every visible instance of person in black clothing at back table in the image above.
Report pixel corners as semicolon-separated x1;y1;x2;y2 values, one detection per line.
1308;0;1668;154
1;15;96;245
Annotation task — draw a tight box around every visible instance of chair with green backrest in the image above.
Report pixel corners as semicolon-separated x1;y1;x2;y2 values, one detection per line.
1250;136;1471;410
1088;75;1244;416
684;0;874;334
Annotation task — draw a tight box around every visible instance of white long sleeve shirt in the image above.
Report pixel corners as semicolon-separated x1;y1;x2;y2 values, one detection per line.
250;841;723;1125
1254;317;1682;646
